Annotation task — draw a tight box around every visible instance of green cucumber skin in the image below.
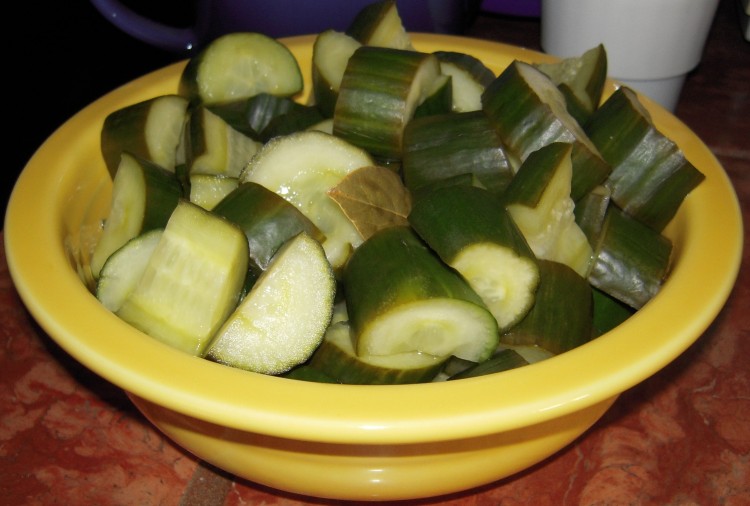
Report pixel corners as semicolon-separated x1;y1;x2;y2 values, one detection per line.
135;156;185;231
409;185;536;265
333;46;438;160
212;182;324;278
585;87;705;231
499;141;571;209
101;95;189;178
402;111;514;195
344;226;491;337
587;206;672;310
502;259;593;355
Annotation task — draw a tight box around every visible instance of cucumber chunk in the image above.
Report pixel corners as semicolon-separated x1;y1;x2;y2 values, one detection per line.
345;226;499;363
96;229;163;313
116;200;249;355
205;232;335;375
179;32;303;105
90;152;183;279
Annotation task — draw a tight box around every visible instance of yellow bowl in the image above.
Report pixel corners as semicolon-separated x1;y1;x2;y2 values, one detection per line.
4;34;743;501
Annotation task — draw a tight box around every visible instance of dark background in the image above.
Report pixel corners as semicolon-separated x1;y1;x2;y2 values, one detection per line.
6;2;192;225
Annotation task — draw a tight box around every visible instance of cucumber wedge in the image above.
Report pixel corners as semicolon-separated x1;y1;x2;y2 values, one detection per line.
402;110;513;195
212;181;325;281
240;130;373;270
184;104;262;178
307;303;446;384
501;142;594;277
502;259;594;355
96;229;163;313
346;0;413;50
434;50;495;112
205;232;335;375
344;226;500;362
179;32;303;105
101;94;189;178
90;152;183;279
585;86;705;231
587;205;672;310
311;29;362;118
482;60;611;200
333;46;441;160
409;185;539;332
188;174;239;210
116;200;249;355
535;44;607;125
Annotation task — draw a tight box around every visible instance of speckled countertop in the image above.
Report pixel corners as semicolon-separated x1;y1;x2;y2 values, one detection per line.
2;0;748;504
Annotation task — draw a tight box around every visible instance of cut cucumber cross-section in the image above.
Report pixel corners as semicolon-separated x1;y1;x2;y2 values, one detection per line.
179;32;303;105
205;232;336;375
344;226;499;362
90;152;183;279
408;185;540;332
116;200;249;356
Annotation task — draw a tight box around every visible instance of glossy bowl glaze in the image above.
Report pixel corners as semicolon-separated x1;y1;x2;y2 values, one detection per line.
5;34;743;501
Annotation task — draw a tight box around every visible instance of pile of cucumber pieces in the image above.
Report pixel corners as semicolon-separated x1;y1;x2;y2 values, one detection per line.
91;0;704;384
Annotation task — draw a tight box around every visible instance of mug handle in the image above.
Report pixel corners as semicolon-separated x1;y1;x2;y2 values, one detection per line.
90;0;197;53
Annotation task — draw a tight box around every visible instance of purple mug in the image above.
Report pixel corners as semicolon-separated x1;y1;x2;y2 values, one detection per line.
90;0;482;54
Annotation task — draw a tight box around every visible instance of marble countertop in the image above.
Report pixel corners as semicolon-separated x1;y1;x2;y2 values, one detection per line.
2;0;748;504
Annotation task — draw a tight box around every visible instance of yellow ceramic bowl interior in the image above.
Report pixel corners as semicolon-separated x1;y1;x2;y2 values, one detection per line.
5;34;743;501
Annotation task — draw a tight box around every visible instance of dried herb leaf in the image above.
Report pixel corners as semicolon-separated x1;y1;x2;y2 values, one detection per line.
328;165;412;240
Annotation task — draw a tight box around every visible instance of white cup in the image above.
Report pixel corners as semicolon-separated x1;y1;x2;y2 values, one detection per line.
540;0;719;111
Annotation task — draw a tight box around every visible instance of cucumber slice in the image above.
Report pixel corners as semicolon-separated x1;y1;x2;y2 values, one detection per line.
434;50;495;112
240;130;374;270
482;60;611;200
346;0;413;49
311;29;362;118
413;74;453;118
502;259;594;355
585;86;705;231
587;205;672;310
333;46;441;160
402;110;513;195
116;200;249;355
502;142;594;277
101;94;189;178
212;181;325;280
96;229;163;313
535;44;608;125
90;152;183;279
179;32;303;105
344;226;500;362
205;232;336;375
306;302;446;384
409;185;540;332
184;105;262;178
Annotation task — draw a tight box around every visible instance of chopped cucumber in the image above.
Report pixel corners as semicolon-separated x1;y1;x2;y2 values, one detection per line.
312;29;362;118
205;232;335;375
346;0;413;49
116;200;249;355
409;185;540;332
502;142;594;277
90;152;183;279
179;32;303;105
345;226;499;362
100;94;189;178
96;229;163;313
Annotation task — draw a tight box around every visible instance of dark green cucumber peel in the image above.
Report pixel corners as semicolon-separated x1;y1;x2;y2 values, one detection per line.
402;111;514;195
501;259;594;356
344;225;499;362
408;185;540;332
585;86;705;232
